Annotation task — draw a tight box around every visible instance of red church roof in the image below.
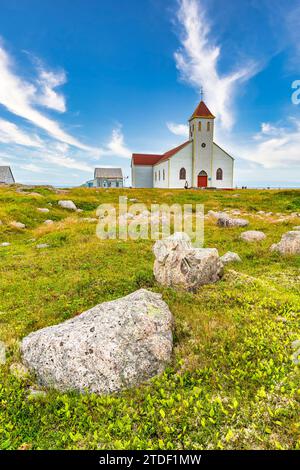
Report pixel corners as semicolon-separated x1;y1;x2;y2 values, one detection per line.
190;100;215;120
132;140;190;166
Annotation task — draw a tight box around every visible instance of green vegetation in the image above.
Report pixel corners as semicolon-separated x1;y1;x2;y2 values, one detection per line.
0;186;299;450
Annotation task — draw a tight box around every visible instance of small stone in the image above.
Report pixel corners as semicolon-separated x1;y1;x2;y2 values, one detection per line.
27;387;47;399
58;200;77;211
44;220;54;225
10;362;29;380
36;244;49;249
217;215;249;227
240;230;266;242
37;208;50;213
0;242;10;247
220;251;242;264
10;221;26;229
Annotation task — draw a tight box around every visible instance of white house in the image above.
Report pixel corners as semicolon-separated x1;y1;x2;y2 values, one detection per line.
131;100;234;189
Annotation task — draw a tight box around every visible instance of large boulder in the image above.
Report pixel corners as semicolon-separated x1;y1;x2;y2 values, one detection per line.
220;251;242;264
270;231;300;255
58;200;77;211
240;230;266;242
217;215;249;227
153;232;223;291
21;289;173;395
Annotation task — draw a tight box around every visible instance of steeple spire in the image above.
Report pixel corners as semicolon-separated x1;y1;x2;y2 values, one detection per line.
189;100;215;120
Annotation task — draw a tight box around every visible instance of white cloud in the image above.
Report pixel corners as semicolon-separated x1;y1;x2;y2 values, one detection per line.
0;118;43;147
44;153;93;172
20;163;43;173
35;68;67;112
174;0;259;130
0;45;95;151
166;121;189;137
104;126;132;158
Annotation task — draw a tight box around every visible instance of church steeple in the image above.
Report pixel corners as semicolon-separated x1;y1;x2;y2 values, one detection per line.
189;100;215;120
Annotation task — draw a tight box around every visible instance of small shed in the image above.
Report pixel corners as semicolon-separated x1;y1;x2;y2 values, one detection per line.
93;168;123;188
0;166;15;184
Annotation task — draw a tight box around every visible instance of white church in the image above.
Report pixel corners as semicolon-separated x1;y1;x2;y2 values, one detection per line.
131;100;234;189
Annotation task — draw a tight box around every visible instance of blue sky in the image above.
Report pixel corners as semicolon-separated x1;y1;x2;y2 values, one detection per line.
0;0;300;187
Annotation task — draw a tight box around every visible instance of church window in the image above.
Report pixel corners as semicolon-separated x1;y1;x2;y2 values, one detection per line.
179;167;186;180
159;170;161;181
207;122;211;131
201;142;206;148
216;168;223;180
198;121;201;131
155;172;157;182
163;169;165;180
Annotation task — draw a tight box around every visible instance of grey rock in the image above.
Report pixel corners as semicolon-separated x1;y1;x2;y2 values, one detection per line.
0;242;10;247
0;341;6;364
58;200;77;211
10;362;29;379
240;230;266;242
36;244;49;249
217;215;249;227
10;221;26;229
21;289;173;394
27;388;47;399
270;231;300;255
44;219;54;225
153;232;223;291
37;208;50;213
220;251;242;264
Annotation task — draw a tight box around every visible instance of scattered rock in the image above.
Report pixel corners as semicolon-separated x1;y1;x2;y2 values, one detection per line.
10;362;29;380
58;200;77;211
291;340;300;365
217;215;249;227
0;341;6;364
270;231;300;255
153;232;223;291
44;219;54;225
37;208;49;213
21;289;173;394
240;230;266;242
220;251;242;264
36;244;49;249
207;210;227;219
27;387;47;399
77;209;83;213
10;221;26;229
0;242;10;247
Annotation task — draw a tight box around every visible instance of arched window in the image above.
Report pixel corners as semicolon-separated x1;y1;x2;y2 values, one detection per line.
179;167;186;180
207;122;210;131
163;169;165;180
216;168;223;180
198;121;202;131
155;172;157;182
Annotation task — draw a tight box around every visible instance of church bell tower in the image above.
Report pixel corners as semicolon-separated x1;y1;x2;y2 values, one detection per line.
189;98;215;188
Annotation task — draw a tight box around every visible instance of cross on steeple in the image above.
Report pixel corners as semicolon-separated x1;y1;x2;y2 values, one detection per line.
200;87;204;101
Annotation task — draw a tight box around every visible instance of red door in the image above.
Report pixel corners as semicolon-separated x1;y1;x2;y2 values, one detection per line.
197;174;208;187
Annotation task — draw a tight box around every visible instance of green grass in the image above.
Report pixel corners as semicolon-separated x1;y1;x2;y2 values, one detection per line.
0;185;299;450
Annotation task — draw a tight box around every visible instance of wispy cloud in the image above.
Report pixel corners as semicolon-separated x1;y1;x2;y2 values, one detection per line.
103;126;132;158
174;0;259;130
35;67;67;112
0;44;95;151
166;121;188;137
0;118;43;147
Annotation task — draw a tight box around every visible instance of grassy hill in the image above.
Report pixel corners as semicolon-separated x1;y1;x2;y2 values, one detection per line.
0;185;299;450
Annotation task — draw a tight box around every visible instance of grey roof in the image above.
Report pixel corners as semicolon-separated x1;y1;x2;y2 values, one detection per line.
94;168;123;179
0;166;15;184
